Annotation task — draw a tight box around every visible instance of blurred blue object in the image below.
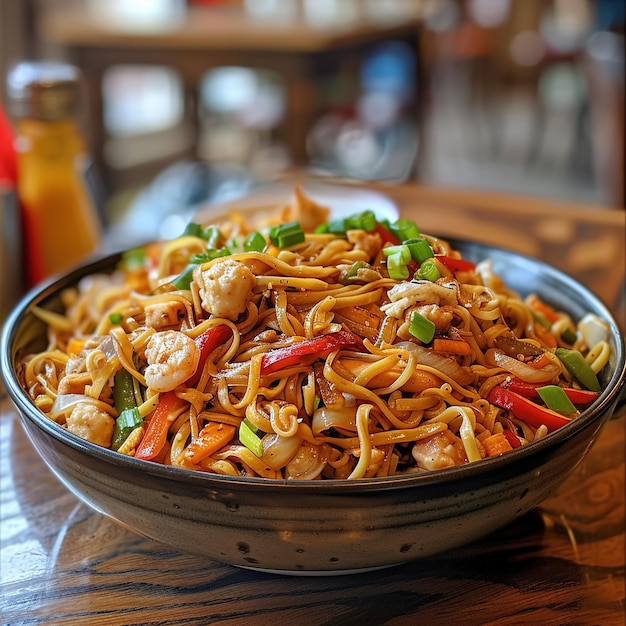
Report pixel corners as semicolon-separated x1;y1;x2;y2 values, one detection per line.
104;161;254;250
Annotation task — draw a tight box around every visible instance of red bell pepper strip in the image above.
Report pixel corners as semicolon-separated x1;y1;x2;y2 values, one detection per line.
502;428;522;449
435;255;476;274
373;222;401;246
260;327;363;376
487;385;572;432
504;377;598;405
134;390;187;461
135;324;232;461
188;324;232;386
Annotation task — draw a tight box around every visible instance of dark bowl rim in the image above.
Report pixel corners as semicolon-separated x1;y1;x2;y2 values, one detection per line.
2;239;625;494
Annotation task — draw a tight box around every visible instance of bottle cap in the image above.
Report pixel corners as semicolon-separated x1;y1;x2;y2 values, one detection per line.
7;61;81;121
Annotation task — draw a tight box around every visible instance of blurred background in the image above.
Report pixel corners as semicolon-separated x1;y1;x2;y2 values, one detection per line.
1;0;624;243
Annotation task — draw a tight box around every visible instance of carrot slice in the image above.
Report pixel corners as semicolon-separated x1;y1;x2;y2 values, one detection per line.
482;432;513;457
182;422;237;464
432;338;472;355
533;324;557;348
528;295;560;323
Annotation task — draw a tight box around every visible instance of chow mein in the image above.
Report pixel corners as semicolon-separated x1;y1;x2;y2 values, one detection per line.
19;188;611;479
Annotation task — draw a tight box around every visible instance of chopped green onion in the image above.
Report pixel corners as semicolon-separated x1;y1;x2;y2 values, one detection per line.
109;312;123;325
356;210;376;231
383;244;412;264
182;222;204;238
346;260;366;278
386;249;411;281
192;249;231;263
536;385;577;415
344;210;376;231
415;260;441;282
532;311;552;330
170;248;232;290
340;260;367;284
170;264;197;290
561;327;577;345
202;226;222;248
112;407;143;451
327;218;349;234
239;418;264;457
556;348;601;392
404;238;434;263
121;247;146;270
269;222;305;248
409;311;436;343
244;231;267;253
322;210;378;235
388;263;409;281
389;218;420;242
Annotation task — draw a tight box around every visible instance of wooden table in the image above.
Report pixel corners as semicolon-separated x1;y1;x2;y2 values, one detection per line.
1;182;625;624
36;2;424;192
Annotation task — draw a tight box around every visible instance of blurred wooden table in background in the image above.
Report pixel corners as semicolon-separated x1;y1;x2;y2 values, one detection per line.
36;1;425;193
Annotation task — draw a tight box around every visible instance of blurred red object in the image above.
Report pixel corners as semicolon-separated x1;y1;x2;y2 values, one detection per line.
0;105;17;186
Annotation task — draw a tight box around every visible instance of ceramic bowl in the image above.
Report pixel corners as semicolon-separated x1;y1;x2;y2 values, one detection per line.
2;241;625;575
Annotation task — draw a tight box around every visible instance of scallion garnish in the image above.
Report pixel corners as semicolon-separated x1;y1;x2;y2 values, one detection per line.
415;260;441;282
171;248;231;290
109;312;123;325
182;222;204;238
121;246;147;270
409;311;436;343
269;222;305;248
561;327;577;345
389;218;420;242
386;246;412;281
244;231;267;253
340;260;367;284
382;244;412;264
404;238;434;263
202;226;221;248
239;418;264;457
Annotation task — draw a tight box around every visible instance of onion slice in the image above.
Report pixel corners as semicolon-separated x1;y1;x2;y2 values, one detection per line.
396;341;474;385
312;406;357;436
485;348;559;383
262;433;303;470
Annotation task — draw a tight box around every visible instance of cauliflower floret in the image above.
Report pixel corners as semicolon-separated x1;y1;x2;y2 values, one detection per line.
195;259;256;321
66;403;115;447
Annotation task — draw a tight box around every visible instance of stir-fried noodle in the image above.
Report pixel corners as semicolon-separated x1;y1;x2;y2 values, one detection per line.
19;188;611;479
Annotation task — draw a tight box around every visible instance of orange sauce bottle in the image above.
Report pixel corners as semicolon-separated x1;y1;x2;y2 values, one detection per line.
8;61;101;286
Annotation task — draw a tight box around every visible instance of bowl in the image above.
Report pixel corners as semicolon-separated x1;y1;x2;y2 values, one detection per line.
2;240;625;575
